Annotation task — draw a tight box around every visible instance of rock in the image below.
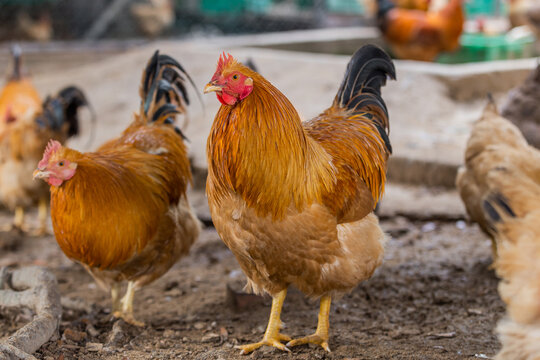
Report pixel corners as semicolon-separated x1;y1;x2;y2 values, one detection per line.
163;329;176;338
201;332;220;343
62;328;87;343
219;327;228;342
106;320;127;347
194;322;206;330
86;342;103;352
86;323;100;338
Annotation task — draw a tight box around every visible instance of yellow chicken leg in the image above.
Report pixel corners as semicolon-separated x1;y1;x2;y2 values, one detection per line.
287;295;332;352
236;289;291;354
13;206;24;230
111;283;121;314
37;197;48;235
113;281;145;327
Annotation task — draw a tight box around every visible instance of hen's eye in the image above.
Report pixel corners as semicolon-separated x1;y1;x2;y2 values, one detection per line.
232;74;239;80
58;161;64;167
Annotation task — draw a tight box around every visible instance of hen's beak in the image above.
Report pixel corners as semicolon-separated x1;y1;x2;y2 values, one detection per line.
33;169;50;180
204;82;223;94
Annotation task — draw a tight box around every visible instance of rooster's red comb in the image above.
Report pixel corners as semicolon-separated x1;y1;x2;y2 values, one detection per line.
216;52;236;74
38;139;62;168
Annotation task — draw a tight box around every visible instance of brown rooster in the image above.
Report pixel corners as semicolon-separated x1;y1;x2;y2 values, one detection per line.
377;0;464;61
204;45;395;353
481;166;540;360
0;45;92;234
34;51;201;326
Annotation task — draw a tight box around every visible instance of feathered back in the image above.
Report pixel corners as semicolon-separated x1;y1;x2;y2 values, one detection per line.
334;44;396;153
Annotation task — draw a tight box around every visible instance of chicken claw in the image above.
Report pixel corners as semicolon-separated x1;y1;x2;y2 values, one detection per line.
237;289;290;354
112;281;145;327
287;295;332;352
287;333;330;352
235;333;292;354
112;311;145;327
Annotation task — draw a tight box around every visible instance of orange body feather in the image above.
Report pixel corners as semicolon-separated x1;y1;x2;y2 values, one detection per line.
50;125;191;271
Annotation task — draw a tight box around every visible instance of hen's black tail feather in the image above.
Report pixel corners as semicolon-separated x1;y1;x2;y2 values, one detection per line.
335;44;396;153
140;51;197;141
483;193;516;234
36;86;96;147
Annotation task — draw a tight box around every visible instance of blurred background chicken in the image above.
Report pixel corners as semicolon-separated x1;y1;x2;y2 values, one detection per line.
204;45;394;354
501;64;540;148
0;45;92;234
393;0;431;11
376;0;464;61
16;11;53;42
508;0;540;36
34;51;201;326
455;97;540;256
481;167;540;360
130;0;175;38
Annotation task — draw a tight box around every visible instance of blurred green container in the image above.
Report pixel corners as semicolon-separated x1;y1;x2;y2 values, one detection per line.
437;32;536;63
200;0;245;14
464;0;508;18
246;0;272;13
200;0;271;14
296;0;314;9
326;0;363;14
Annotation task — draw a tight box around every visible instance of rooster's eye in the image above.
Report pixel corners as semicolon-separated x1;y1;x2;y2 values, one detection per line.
232;74;239;80
58;161;64;167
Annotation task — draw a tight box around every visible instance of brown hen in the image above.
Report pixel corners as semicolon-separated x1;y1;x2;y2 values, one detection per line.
34;51;201;325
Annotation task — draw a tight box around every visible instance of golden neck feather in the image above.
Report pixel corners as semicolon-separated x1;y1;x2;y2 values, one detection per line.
207;74;335;219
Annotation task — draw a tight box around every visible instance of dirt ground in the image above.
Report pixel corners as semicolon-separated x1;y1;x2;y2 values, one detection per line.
0;193;504;360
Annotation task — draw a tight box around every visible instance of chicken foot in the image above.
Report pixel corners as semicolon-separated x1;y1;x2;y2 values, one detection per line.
1;199;49;236
112;281;144;327
27;198;50;236
0;206;26;232
14;206;24;230
35;197;49;236
236;288;291;354
287;295;331;352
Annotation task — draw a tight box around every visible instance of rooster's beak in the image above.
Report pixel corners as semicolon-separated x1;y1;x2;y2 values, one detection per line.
204;83;223;94
33;169;49;180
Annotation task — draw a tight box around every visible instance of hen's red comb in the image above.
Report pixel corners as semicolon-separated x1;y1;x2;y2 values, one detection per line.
216;52;235;73
38;139;62;168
